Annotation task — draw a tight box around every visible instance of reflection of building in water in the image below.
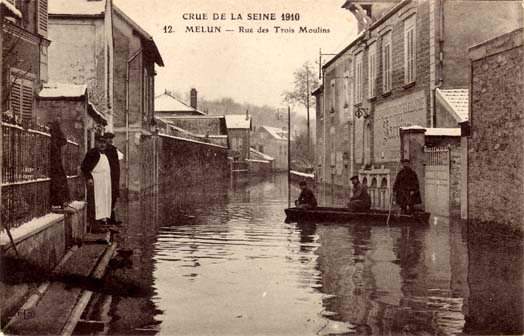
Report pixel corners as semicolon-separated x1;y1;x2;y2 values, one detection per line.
108;193;161;334
313;221;467;335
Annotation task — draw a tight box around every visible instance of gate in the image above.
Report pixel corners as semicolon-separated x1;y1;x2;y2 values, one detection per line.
424;146;450;216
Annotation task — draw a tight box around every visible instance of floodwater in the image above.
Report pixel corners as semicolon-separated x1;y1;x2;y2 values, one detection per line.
101;175;523;336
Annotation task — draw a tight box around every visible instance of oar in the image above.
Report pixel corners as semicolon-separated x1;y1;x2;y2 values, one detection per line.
386;160;401;226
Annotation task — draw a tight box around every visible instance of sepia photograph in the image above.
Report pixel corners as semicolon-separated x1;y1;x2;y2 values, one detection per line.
0;0;523;335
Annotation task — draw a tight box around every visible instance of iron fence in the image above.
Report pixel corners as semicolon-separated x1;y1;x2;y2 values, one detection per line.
424;146;450;166
1;122;83;231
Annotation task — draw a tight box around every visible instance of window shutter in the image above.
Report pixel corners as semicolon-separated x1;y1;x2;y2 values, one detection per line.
10;79;22;119
38;0;48;37
21;79;34;122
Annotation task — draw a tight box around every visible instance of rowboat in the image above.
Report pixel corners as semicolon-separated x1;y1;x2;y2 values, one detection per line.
284;207;430;225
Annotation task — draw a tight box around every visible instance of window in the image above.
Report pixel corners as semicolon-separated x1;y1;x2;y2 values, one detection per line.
354;52;363;104
382;31;392;93
330;79;335;113
404;15;416;84
343;70;349;109
368;43;377;98
40;45;48;83
232;137;243;151
258;145;264;153
37;0;48;37
10;71;34;123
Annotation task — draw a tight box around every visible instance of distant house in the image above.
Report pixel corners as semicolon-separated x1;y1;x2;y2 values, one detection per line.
225;113;252;162
155;115;229;148
155;89;205;117
251;126;293;171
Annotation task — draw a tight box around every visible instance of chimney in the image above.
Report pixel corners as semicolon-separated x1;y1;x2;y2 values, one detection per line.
190;88;197;109
245;109;249;120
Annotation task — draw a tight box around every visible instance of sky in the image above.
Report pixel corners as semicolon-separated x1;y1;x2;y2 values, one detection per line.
113;0;358;114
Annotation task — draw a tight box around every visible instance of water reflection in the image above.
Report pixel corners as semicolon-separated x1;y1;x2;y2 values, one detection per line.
105;174;522;336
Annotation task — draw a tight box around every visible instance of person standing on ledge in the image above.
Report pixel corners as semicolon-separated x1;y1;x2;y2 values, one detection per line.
393;158;421;213
81;134;112;225
347;175;371;212
104;132;121;225
295;180;317;209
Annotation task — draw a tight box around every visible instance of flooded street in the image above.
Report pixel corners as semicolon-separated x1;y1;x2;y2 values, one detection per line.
103;175;523;336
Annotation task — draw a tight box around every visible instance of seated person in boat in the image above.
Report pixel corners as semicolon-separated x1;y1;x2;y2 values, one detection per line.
393;158;422;213
347;175;371;212
295;180;317;209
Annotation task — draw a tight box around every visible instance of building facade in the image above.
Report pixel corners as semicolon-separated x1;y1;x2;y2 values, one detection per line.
316;0;522;211
251;125;293;172
47;0;114;129
112;5;163;197
2;0;49;125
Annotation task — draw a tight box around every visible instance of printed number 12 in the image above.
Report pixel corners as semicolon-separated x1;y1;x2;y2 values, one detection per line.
163;25;174;33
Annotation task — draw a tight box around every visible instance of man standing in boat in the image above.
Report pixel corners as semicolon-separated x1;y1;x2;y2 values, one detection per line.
295;180;318;209
347;175;371;212
393;159;421;213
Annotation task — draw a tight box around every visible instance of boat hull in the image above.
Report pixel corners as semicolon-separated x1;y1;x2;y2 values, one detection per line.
284;207;430;225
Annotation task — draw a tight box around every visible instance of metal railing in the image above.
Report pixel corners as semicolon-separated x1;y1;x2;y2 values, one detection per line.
1;122;83;231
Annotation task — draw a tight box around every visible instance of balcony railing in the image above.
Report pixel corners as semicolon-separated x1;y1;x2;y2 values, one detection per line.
1;122;83;231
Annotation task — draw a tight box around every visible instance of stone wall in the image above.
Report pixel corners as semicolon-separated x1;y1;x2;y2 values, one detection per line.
467;28;523;232
158;134;229;193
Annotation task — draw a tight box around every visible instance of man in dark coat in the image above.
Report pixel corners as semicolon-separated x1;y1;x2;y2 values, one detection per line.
81;134;112;226
393;159;421;213
348;175;371;212
295;180;317;209
104;132;121;225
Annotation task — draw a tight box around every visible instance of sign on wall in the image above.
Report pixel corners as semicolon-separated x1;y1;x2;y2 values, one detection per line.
374;90;427;162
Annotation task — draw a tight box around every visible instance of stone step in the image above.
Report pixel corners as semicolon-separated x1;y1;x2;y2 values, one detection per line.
4;244;111;335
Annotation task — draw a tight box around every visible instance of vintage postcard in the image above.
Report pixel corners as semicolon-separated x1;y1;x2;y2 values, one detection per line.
0;0;523;335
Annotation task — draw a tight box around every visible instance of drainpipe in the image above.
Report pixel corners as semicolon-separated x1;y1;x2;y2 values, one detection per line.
432;0;445;128
126;49;143;192
322;67;326;203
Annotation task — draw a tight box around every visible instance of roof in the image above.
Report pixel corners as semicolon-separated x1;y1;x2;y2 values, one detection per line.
425;128;461;137
401;126;461;137
324;0;410;70
88;102;107;125
225;114;251;129
311;84;323;96
250;147;275;161
38;83;87;99
49;0;105;16
155;92;204;115
0;0;22;18
436;88;469;122
113;6;164;66
259;125;294;141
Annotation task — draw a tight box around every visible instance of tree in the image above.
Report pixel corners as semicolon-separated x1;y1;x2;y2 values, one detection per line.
282;62;319;159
